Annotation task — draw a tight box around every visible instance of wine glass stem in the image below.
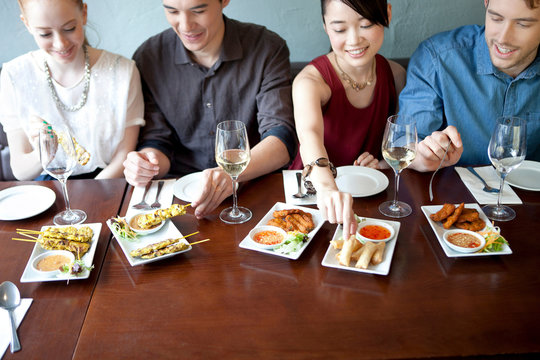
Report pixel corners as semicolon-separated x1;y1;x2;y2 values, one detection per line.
393;171;400;207
496;173;506;209
59;178;73;214
230;176;239;217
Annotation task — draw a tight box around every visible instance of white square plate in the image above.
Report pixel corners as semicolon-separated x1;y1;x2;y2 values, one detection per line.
107;219;191;266
239;202;324;260
20;223;102;283
421;203;512;258
321;217;400;275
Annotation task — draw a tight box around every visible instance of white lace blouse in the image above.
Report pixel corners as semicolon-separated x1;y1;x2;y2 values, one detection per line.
0;49;145;176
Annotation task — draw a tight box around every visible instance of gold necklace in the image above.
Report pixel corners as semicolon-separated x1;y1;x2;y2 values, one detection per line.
334;53;375;91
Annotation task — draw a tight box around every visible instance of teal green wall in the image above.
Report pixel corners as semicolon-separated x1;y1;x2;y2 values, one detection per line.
0;0;485;65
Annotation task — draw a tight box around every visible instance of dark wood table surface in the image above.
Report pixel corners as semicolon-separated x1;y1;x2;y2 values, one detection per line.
64;168;540;360
0;179;127;360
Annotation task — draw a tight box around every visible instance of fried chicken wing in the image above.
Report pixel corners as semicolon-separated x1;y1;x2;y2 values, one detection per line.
443;203;465;229
457;208;480;223
455;219;486;231
430;203;456;222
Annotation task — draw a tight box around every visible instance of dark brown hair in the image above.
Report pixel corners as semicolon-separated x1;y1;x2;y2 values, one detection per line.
321;0;389;27
486;0;539;9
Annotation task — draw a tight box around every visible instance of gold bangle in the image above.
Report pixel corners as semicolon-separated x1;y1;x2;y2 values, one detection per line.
301;157;337;194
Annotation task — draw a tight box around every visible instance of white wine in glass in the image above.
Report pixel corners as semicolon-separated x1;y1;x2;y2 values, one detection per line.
379;115;417;218
482;116;527;221
39;123;87;225
215;120;252;224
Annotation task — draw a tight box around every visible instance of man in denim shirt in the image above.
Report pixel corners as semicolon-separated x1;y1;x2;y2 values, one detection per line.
399;0;540;171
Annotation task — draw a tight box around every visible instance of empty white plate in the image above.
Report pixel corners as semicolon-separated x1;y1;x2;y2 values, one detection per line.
335;166;389;197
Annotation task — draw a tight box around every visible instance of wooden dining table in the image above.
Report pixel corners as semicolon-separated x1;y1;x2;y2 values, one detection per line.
1;168;539;359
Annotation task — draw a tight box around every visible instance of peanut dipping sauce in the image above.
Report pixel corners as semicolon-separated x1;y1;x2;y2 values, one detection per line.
37;254;71;272
129;214;160;231
447;232;481;248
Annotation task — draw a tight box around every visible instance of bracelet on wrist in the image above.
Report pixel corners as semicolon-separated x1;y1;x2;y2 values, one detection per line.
301;157;337;194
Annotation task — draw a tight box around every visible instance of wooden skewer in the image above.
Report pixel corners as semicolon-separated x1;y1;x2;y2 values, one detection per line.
180;231;199;239
189;238;210;246
16;229;42;234
15;232;40;240
12;238;38;243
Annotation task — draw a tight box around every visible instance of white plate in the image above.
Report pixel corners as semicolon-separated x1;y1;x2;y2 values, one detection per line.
107;219;191;266
335;166;389;197
239;202;324;260
173;172;202;202
20;223;102;283
0;185;56;221
506;160;540;191
321;217;400;276
421;203;512;258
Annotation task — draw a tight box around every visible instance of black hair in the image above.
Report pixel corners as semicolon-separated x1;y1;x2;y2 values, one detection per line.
320;0;389;27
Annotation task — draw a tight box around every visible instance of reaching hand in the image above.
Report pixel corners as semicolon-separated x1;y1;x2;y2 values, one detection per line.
316;188;357;241
191;167;233;219
123;150;160;186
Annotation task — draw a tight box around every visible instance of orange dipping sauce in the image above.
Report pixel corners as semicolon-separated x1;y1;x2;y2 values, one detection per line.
253;230;284;245
359;225;391;240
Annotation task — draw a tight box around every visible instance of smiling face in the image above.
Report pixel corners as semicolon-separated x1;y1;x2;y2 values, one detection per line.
162;0;229;65
484;0;540;77
323;0;389;71
20;0;87;65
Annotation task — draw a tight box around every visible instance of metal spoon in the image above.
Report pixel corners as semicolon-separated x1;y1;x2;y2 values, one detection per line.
292;172;307;199
0;281;22;352
466;167;500;193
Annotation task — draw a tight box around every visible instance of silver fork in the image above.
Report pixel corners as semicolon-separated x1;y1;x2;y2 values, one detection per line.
466;167;500;193
131;182;152;209
292;172;307;199
429;142;451;201
150;181;165;208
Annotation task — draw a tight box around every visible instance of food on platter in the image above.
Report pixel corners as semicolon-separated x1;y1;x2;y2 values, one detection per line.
130;238;189;259
267;209;315;234
33;251;74;273
273;231;308;255
478;226;509;253
136;204;189;229
40;238;91;257
16;226;94;257
355;220;395;243
430;203;485;231
109;217;138;241
332;235;386;269
447;232;481;248
252;229;285;247
42;226;94;242
60;259;94;276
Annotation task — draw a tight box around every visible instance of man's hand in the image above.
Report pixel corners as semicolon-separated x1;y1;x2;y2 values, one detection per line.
353;152;379;168
191;167;233;219
123;151;160;186
413;126;463;172
316;189;357;241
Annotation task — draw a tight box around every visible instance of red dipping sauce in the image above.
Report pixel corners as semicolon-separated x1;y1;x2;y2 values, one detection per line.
359;225;391;240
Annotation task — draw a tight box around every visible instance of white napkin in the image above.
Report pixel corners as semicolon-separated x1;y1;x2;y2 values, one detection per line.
125;179;177;218
1;298;32;356
455;166;522;205
282;170;317;205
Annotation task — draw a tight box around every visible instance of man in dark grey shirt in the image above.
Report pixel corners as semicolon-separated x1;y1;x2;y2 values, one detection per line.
123;0;295;219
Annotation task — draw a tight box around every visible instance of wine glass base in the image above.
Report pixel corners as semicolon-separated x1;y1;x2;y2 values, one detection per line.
482;204;515;222
219;206;252;224
54;209;87;226
379;201;412;218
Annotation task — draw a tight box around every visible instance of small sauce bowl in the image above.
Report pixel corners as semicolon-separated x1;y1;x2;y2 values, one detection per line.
32;250;75;276
127;212;166;235
249;225;288;249
356;220;395;244
443;229;486;253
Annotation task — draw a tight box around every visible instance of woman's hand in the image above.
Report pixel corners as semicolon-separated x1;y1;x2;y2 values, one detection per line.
353;152;379;168
316;188;357;241
27;115;47;150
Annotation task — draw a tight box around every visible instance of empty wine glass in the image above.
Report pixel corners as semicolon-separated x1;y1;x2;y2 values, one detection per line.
482;116;527;222
379;115;417;218
215;120;252;224
39;123;87;225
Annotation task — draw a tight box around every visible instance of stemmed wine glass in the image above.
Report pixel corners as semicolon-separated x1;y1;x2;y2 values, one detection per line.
215;120;252;224
39;123;87;225
379;115;417;218
482;116;527;221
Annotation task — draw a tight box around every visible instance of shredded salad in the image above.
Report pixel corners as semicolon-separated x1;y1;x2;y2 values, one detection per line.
477;225;508;253
110;216;139;242
274;231;308;255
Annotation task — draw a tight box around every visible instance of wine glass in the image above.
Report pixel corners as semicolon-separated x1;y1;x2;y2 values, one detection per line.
39;123;87;225
379;115;417;218
482;116;527;221
215;120;252;224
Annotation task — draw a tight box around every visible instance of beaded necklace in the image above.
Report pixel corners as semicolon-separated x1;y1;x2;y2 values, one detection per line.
44;45;90;112
334;53;375;91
